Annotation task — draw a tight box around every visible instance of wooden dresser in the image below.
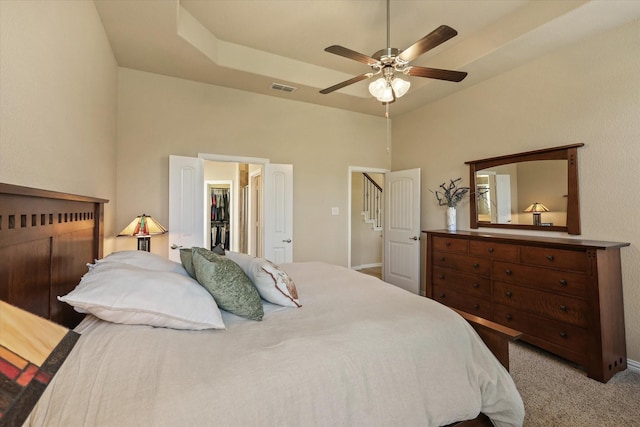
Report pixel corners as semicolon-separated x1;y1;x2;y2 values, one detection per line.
423;230;629;382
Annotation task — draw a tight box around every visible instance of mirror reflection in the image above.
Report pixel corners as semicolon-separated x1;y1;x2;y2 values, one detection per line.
476;160;567;227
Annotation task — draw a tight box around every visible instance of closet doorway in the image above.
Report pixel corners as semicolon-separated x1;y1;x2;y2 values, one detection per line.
205;161;262;255
169;154;293;263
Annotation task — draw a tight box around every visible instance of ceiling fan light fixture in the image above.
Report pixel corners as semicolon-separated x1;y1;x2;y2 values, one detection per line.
319;0;466;104
378;85;394;103
368;77;387;98
391;77;411;98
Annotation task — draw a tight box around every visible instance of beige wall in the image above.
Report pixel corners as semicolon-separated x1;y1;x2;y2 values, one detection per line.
0;0;119;251
115;68;390;265
392;20;640;361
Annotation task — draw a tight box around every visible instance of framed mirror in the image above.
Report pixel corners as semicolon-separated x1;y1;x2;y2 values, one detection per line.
466;144;583;235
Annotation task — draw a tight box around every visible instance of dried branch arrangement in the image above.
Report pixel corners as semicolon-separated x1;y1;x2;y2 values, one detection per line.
431;178;470;207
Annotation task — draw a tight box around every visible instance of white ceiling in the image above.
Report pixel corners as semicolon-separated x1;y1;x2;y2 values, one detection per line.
94;0;640;117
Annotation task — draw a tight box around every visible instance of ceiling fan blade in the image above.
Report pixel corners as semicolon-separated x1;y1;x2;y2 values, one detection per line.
324;45;379;66
319;73;373;94
406;66;467;82
398;25;458;63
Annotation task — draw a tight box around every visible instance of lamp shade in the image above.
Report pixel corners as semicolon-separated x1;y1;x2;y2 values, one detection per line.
391;77;411;97
117;214;167;237
523;202;549;213
368;78;387;98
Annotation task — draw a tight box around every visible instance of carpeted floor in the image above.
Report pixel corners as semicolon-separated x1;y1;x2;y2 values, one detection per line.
509;341;640;426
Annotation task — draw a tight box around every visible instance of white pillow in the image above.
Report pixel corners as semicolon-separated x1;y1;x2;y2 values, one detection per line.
59;263;225;330
91;250;189;276
225;251;301;308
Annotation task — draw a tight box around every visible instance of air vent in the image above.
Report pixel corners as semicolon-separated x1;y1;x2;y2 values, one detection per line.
270;83;297;93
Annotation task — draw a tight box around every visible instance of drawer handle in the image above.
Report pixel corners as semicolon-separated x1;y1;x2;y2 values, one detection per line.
473;304;479;309
473;263;479;268
559;331;567;339
445;242;451;247
472;283;479;288
547;255;555;261
439;257;445;262
560;305;568;312
505;314;512;320
505;291;512;298
439;274;445;280
505;269;512;275
488;247;494;253
559;279;567;286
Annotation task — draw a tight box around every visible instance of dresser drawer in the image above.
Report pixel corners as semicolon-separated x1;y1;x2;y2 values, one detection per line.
469;240;518;262
493;261;587;299
520;246;587;272
432;251;491;276
432;266;491;298
494;303;588;355
432;285;491;318
493;281;588;327
432;236;468;254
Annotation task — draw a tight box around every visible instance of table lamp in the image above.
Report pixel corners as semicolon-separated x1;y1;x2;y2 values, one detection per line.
523;202;549;226
117;214;167;251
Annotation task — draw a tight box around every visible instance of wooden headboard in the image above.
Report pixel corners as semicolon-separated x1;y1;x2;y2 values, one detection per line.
0;183;107;328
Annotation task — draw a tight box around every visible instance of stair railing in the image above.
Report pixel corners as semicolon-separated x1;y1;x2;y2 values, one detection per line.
362;173;383;229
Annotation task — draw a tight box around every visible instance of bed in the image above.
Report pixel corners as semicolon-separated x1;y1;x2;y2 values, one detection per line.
0;183;524;427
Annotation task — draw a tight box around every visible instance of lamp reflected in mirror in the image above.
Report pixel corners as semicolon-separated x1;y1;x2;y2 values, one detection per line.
523;202;549;226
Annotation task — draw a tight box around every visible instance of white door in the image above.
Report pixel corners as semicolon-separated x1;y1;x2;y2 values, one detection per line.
495;174;512;224
383;168;421;293
168;155;205;262
263;163;293;264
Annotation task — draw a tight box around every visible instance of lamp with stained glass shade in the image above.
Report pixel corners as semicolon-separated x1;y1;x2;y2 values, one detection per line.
523;202;549;226
117;214;167;251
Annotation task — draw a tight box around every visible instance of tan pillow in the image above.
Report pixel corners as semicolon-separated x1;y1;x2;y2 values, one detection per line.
226;251;301;308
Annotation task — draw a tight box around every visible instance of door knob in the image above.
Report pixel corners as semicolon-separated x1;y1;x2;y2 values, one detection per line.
409;236;418;241
282;239;292;243
170;244;183;250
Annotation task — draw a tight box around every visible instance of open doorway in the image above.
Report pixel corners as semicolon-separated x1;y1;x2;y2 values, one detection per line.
205;160;261;256
169;154;293;264
349;167;386;280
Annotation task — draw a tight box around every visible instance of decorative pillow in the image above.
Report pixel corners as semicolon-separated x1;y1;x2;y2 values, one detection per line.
93;250;189;276
191;249;264;321
180;248;196;278
180;246;224;279
225;251;301;308
59;263;225;330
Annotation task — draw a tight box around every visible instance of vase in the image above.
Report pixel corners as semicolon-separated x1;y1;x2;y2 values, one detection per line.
446;206;457;232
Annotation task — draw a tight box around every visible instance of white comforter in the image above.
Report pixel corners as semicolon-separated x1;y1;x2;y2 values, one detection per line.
26;262;524;427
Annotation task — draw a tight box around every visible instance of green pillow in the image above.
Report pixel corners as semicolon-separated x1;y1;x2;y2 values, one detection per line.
179;248;196;279
192;250;263;321
180;247;224;279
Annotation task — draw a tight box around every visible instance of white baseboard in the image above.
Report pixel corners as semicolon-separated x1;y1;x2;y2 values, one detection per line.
627;358;640;373
351;263;382;271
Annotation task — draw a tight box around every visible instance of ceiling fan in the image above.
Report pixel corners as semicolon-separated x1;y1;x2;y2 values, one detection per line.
319;0;467;103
